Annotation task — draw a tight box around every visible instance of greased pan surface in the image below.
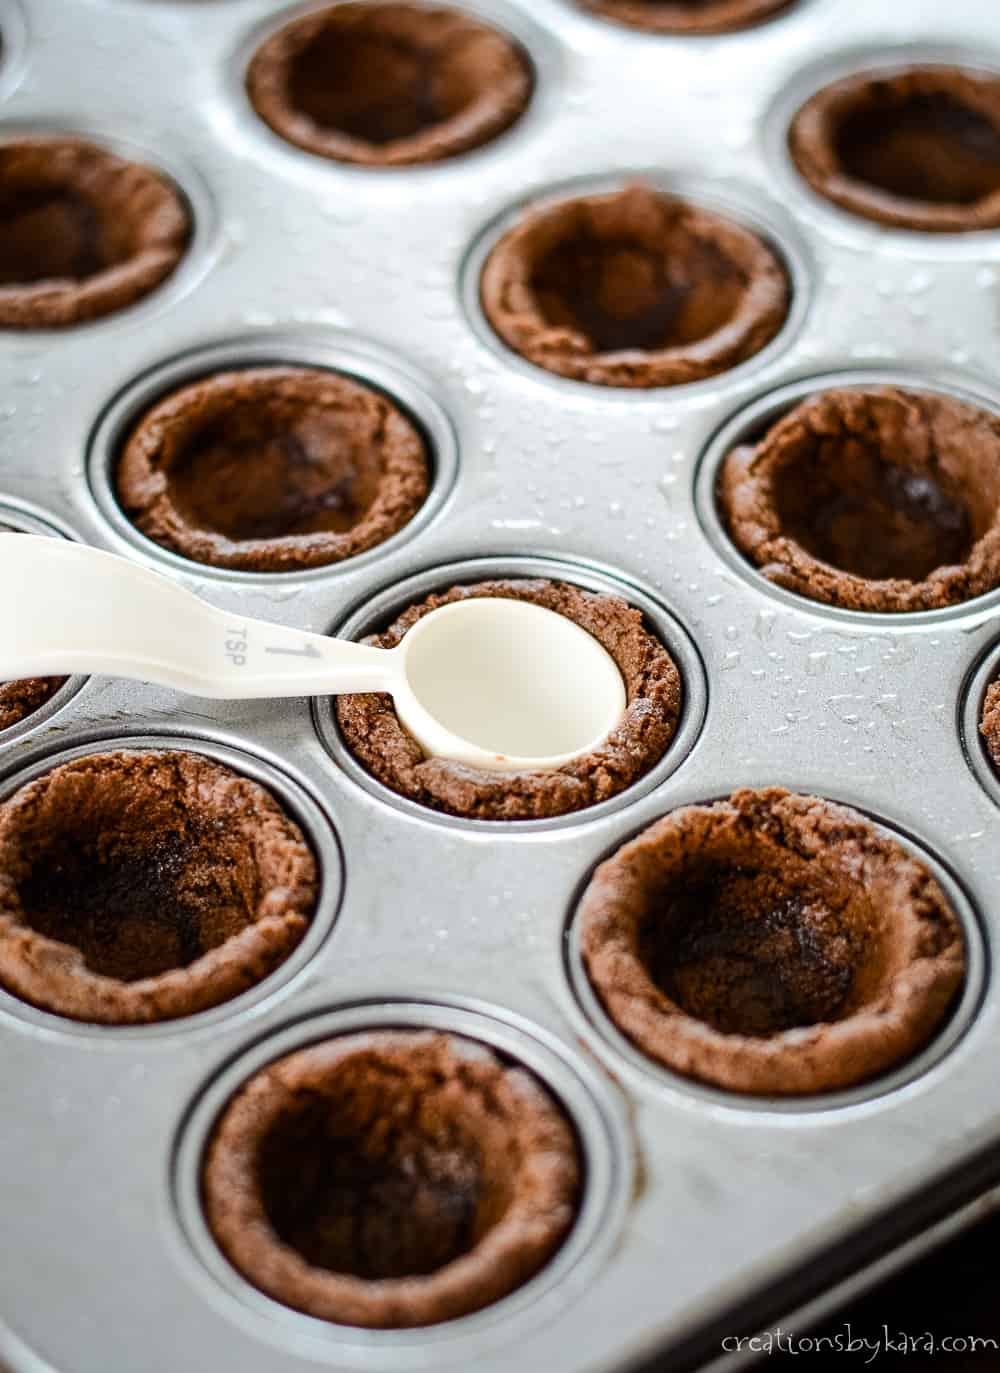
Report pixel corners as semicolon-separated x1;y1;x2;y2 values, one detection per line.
1;1;1000;1371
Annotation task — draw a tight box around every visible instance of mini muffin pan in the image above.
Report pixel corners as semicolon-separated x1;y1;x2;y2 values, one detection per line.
2;1;1000;1372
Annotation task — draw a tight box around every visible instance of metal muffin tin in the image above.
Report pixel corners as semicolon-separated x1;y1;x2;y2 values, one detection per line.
2;0;1000;1371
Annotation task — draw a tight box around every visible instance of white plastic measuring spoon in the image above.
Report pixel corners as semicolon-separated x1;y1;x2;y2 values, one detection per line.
0;535;627;773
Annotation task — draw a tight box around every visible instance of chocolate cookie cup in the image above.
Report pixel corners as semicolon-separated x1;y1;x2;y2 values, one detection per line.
0;750;316;1024
718;386;1000;613
979;675;1000;777
579;0;795;37
115;367;430;573
479;183;789;388
246;3;533;167
0;526;67;733
0;137;190;328
202;1030;581;1328
335;577;682;820
789;66;1000;233
0;674;64;733
578;789;966;1097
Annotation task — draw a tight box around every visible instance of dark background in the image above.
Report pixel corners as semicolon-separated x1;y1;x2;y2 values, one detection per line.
771;1207;999;1370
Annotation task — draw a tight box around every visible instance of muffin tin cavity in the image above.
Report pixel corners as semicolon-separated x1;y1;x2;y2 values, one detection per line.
115;367;430;573
0;136;190;327
88;336;457;580
0;737;342;1033
478;182;790;388
789;64;1000;233
175;1001;630;1354
0;749;315;1024
202;1029;580;1328
315;556;706;828
246;2;533;167
577;0;797;37
571;789;974;1101
697;373;1000;620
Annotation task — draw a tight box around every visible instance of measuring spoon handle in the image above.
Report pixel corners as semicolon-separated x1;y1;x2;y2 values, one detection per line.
0;535;398;699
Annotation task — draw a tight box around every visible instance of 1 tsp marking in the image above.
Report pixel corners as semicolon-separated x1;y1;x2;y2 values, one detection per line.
225;626;248;667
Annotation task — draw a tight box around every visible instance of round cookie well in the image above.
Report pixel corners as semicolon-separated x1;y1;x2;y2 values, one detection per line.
478;182;790;388
639;864;864;1037
114;365;431;573
246;2;533;167
767;438;974;584
0;747;321;1026
325;559;691;823
88;337;458;582
577;0;797;37
788;65;1000;232
201;1029;581;1328
0;136;190;326
573;789;970;1099
706;380;1000;615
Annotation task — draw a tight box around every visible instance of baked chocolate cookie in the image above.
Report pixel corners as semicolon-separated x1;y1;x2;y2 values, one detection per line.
481;184;788;387
719;386;1000;612
0;750;316;1023
578;788;965;1095
579;0;796;36
789;66;1000;232
116;367;430;572
335;577;682;820
202;1030;581;1327
247;3;532;166
0;137;189;327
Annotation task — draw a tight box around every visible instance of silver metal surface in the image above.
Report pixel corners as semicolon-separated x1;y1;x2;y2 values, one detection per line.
1;1;1000;1372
